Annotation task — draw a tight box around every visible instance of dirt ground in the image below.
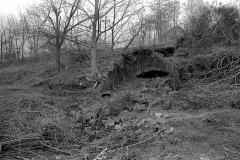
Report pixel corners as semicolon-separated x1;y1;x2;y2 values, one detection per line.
0;61;240;160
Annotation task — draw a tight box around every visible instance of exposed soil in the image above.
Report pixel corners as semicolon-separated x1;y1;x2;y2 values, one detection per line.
0;59;239;160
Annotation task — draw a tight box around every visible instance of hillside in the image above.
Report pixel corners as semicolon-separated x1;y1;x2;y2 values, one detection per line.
0;46;239;160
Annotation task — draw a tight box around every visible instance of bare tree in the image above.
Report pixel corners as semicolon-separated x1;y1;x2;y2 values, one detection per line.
183;0;204;23
0;17;5;63
27;0;90;72
0;33;3;63
83;0;142;77
18;11;29;60
109;0;140;52
150;0;180;44
90;0;99;77
5;16;17;62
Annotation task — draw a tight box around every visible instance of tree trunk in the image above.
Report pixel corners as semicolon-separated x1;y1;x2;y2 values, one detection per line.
111;27;114;52
91;0;99;78
0;34;3;63
104;16;107;47
21;46;24;60
149;25;151;46
91;43;98;77
55;45;61;72
9;38;12;62
157;0;162;44
5;38;8;61
21;33;25;60
15;38;20;63
111;0;116;53
33;36;37;57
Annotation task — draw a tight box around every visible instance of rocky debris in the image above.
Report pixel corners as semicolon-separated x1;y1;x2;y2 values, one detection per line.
118;110;132;121
155;113;175;124
155;112;163;118
156;118;168;124
89;118;97;125
84;126;92;134
163;114;172;119
70;110;82;120
164;86;172;93
137;118;156;128
62;90;178;135
114;124;122;130
166;127;174;135
113;116;122;123
133;103;147;111
103;118;115;127
37;88;178;151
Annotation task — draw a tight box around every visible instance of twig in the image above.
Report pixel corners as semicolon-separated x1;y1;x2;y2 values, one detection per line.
93;148;108;160
141;86;157;92
146;98;162;114
0;137;40;145
107;129;163;154
20;111;42;113
223;146;240;160
28;150;48;160
218;126;240;134
39;141;72;155
14;156;30;160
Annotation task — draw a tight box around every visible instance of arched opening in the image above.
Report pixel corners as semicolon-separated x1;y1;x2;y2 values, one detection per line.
136;70;169;78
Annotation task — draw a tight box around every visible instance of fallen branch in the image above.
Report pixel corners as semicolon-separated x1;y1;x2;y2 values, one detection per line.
39;141;72;155
13;156;30;160
141;86;158;92
0;137;40;153
223;146;240;160
146;98;163;114
107;129;163;154
93;148;108;160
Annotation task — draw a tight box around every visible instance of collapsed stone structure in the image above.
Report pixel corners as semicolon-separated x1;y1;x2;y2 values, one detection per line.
101;44;176;91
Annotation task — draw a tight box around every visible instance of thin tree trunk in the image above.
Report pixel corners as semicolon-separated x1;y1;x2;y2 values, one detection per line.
0;34;3;63
33;36;37;57
54;6;62;72
21;35;25;60
16;38;20;63
21;46;24;60
111;28;114;52
111;0;116;53
149;25;151;46
55;45;61;72
91;0;99;78
9;38;12;62
157;0;162;44
5;38;8;61
105;16;107;47
173;2;178;47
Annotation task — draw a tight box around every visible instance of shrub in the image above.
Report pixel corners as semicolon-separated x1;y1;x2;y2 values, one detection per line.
67;49;90;68
178;5;240;55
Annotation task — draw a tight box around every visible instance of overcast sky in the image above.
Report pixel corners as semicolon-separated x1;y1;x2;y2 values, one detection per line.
0;0;233;16
0;0;40;16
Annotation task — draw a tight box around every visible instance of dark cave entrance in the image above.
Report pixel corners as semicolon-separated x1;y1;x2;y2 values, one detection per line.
136;70;169;78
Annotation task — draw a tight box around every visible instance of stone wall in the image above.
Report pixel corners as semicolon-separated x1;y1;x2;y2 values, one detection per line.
101;47;171;91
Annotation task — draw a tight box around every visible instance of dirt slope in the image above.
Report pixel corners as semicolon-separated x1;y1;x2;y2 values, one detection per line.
0;61;239;160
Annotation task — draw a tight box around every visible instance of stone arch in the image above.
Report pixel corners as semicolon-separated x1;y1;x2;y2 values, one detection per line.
101;46;175;91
